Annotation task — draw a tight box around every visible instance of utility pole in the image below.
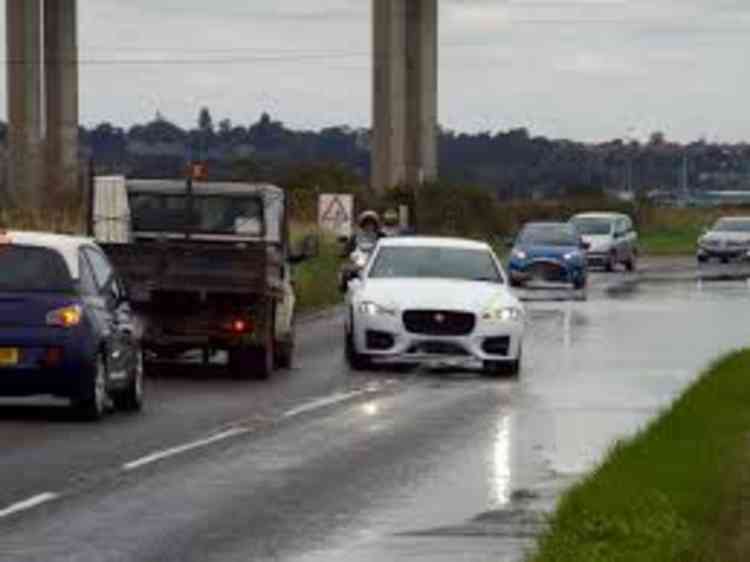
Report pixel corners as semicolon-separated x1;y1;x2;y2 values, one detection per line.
681;152;689;196
627;151;633;196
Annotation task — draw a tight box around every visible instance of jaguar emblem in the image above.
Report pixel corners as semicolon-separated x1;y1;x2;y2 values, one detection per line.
434;313;446;324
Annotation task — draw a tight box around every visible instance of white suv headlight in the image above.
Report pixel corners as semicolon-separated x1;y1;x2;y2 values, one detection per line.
358;301;398;317
482;306;524;322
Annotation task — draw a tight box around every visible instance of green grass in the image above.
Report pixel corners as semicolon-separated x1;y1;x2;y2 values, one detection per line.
293;230;345;314
530;350;750;562
640;226;703;256
0;207;84;234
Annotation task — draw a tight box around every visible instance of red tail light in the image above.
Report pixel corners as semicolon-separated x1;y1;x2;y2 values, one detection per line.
42;347;64;367
223;318;254;335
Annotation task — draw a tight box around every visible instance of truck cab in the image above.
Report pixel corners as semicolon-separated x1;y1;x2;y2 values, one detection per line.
93;178;313;379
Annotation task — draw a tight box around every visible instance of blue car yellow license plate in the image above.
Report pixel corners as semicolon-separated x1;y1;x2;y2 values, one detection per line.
0;348;19;367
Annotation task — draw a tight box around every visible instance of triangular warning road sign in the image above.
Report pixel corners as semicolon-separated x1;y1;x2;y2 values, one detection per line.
321;196;350;223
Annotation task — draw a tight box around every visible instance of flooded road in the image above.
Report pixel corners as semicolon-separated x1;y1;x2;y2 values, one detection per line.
290;279;750;562
2;275;750;562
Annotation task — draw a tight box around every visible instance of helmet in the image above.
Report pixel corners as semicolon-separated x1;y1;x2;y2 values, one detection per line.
357;210;381;229
383;209;399;227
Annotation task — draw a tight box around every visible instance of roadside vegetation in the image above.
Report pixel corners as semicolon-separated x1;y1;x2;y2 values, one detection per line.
0;206;84;234
291;224;344;314
637;206;712;256
530;350;750;562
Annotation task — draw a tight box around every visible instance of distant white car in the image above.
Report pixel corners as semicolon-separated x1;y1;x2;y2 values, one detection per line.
697;217;750;263
570;212;639;272
344;237;525;376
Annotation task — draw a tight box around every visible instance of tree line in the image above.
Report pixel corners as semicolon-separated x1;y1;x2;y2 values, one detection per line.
1;109;749;197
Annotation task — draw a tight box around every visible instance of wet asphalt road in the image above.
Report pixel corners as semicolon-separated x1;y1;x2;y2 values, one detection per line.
2;267;750;562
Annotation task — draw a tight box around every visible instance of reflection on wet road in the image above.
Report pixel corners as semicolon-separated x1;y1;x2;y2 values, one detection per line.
1;276;750;562
291;278;750;562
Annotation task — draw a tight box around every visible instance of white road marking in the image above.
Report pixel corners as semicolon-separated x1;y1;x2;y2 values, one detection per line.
123;385;390;472
0;492;60;519
122;427;250;471
283;390;369;419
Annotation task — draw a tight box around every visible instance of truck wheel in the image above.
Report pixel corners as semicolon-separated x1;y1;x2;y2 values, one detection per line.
229;344;272;380
232;305;276;380
274;314;295;369
275;338;294;369
251;342;274;380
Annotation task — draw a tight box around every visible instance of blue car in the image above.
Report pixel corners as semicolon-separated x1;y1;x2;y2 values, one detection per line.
507;222;589;290
0;231;143;420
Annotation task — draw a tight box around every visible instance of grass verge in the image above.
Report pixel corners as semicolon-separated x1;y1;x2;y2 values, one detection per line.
530;350;750;562
292;228;345;314
640;226;702;256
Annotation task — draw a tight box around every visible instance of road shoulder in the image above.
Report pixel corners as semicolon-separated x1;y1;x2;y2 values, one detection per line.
528;350;750;562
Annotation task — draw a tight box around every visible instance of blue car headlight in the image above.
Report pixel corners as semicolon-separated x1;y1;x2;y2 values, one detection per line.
512;249;527;261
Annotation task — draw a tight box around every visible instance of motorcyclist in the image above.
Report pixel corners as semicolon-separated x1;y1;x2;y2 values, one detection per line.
339;210;383;292
344;210;384;255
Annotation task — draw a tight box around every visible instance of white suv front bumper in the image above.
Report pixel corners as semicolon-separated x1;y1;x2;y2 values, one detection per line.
351;310;524;366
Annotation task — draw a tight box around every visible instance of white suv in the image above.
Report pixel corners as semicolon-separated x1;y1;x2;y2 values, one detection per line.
570;212;639;272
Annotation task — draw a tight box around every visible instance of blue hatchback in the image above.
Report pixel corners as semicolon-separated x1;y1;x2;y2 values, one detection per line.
0;231;143;420
507;222;589;290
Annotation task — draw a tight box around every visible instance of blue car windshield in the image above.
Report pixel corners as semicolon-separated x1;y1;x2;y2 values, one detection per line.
369;246;503;283
519;225;579;247
0;246;74;293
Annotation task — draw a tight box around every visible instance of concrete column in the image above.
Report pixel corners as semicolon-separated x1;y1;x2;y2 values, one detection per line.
372;0;438;192
44;0;79;201
6;0;44;206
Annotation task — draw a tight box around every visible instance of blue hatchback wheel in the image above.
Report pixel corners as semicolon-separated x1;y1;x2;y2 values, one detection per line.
74;355;109;421
113;349;144;412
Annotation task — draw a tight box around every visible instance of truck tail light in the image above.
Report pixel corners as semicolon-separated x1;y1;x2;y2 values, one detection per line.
223;318;254;335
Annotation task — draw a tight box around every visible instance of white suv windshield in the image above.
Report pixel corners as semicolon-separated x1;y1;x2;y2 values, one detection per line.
368;246;502;283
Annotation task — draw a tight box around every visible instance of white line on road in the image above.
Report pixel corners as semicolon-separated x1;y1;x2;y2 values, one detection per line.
122;427;250;472
0;492;60;519
123;386;389;472
283;390;369;419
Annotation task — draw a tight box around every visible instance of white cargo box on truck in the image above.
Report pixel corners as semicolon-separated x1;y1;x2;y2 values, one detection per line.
93;175;131;243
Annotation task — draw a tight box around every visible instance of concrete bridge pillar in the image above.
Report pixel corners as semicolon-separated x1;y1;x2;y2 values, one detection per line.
372;0;438;192
6;0;44;206
45;0;79;203
5;0;79;208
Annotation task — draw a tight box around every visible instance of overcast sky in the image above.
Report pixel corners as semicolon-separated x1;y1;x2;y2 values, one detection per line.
1;0;749;142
